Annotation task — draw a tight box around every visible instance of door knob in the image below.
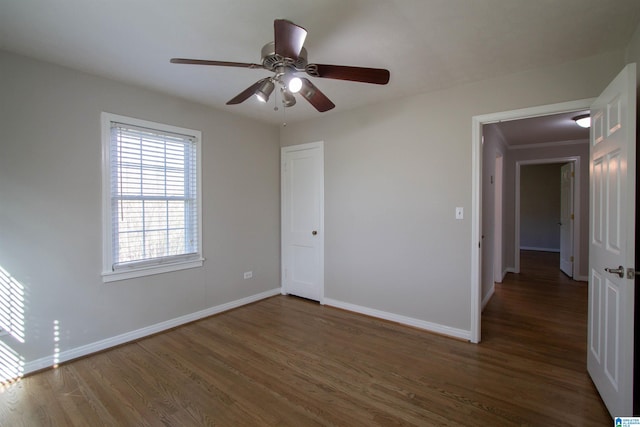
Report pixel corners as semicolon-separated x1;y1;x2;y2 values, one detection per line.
604;266;625;278
312;230;317;236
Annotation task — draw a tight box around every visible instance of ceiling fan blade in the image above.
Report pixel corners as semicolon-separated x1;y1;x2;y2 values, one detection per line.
226;78;269;105
299;78;335;112
274;19;307;60
306;63;390;85
171;58;263;69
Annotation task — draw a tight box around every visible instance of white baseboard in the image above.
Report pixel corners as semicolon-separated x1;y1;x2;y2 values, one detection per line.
323;298;470;341
520;246;560;253
496;268;511;283
505;264;586;282
481;285;495;311
19;288;281;379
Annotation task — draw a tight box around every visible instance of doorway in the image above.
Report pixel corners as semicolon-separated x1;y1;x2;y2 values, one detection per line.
515;158;580;278
470;98;594;343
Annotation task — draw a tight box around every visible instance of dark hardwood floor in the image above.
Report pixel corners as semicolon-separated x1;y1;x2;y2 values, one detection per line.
0;251;611;426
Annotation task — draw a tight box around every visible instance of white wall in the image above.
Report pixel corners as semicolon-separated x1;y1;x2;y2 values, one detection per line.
0;51;281;369
280;50;625;336
625;22;640;81
481;124;507;303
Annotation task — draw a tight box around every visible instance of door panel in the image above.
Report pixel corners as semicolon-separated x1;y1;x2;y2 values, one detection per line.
605;281;620;386
606;151;622;254
587;63;636;417
281;142;324;302
590;270;602;362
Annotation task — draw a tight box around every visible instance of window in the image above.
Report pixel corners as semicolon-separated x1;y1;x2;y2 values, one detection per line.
101;113;203;282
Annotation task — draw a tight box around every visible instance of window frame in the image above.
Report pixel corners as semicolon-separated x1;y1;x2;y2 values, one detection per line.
101;112;203;282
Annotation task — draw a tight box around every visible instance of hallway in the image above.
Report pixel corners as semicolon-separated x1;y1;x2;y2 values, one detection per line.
481;250;610;422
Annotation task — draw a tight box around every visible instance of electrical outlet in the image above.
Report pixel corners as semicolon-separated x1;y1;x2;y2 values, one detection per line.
243;271;253;279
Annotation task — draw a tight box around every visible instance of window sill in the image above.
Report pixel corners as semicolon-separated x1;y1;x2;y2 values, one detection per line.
102;258;204;283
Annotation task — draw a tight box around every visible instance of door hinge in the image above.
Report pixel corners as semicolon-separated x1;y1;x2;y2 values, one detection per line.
571;171;575;178
570;256;574;262
571;214;574;220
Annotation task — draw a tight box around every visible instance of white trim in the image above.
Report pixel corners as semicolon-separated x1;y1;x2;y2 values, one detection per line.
100;112;203;282
508;138;588;151
102;258;205;282
473;99;595;125
481;284;495;311
493;154;504;284
281;141;324;152
471;98;594;344
15;288;281;380
498;268;513;282
324;298;471;341
471;117;483;343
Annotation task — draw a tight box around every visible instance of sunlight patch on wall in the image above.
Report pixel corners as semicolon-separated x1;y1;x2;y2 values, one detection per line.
0;266;25;343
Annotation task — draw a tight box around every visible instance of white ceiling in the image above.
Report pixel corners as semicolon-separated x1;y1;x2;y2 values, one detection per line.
490;110;591;147
1;0;640;125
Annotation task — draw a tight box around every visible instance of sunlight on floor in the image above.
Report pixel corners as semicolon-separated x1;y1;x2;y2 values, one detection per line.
0;340;23;389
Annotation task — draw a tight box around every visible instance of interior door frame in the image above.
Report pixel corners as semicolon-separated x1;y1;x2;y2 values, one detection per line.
470;98;594;343
493;154;504;283
514;157;580;276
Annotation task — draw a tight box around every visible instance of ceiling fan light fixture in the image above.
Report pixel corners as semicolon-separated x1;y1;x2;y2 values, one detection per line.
573;114;591;128
255;80;275;103
281;88;297;107
287;76;302;93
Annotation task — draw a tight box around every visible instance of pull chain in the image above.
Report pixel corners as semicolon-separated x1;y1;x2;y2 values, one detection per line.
273;85;287;127
282;95;287;127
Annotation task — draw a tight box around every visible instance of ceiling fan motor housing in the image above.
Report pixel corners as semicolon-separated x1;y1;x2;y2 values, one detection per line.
261;42;308;71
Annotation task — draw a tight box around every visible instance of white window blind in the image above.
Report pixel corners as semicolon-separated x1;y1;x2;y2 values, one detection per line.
101;113;202;282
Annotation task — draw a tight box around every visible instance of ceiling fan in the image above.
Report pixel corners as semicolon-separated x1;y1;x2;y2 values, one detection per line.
170;19;390;112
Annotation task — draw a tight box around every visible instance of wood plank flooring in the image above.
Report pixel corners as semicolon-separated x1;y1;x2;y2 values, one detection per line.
0;251;611;426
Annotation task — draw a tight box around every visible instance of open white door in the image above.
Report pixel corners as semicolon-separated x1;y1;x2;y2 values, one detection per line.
559;162;574;277
587;63;636;417
281;142;324;302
